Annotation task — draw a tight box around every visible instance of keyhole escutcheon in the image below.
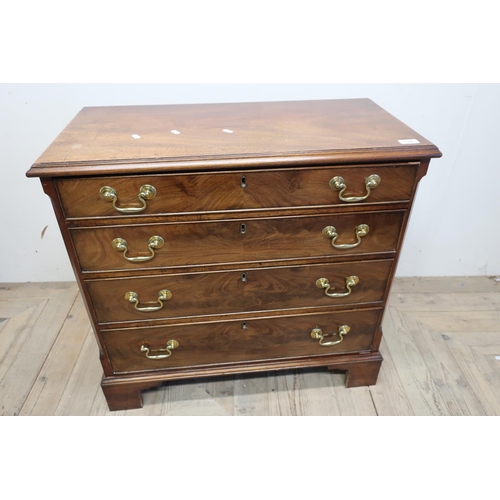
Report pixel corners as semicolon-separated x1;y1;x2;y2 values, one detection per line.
240;223;246;234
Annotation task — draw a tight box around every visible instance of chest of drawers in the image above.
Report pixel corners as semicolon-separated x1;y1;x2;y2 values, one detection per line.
27;99;441;411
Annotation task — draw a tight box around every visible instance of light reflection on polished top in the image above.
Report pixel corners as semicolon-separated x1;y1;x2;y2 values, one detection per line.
27;99;441;177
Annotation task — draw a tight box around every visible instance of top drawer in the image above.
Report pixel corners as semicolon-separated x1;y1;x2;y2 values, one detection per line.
55;163;418;219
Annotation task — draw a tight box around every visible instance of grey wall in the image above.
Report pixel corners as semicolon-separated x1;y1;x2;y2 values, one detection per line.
1;83;498;282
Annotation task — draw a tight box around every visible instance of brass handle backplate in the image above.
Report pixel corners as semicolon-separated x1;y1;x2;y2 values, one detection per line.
99;184;157;213
124;289;172;312
141;340;179;359
316;276;359;298
112;236;164;262
322;224;369;249
310;325;350;346
329;174;381;202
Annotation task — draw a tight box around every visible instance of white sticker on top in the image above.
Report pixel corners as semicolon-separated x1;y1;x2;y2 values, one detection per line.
398;139;420;144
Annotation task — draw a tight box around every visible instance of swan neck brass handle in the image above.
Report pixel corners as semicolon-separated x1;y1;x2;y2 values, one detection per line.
322;224;369;249
316;276;359;298
124;289;172;312
310;325;350;346
141;340;179;359
99;184;157;213
112;236;164;262
329;174;380;202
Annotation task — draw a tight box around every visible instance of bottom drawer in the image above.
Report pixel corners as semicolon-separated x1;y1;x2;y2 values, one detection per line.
102;309;381;374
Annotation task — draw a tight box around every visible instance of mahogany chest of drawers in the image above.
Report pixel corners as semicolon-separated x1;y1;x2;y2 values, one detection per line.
27;99;441;411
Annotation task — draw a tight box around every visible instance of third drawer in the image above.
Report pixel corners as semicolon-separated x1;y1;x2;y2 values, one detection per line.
86;259;393;324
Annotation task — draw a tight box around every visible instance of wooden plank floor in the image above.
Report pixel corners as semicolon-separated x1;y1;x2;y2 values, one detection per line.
1;277;499;416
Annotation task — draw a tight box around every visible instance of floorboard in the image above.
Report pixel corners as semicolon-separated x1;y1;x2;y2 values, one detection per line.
0;277;499;416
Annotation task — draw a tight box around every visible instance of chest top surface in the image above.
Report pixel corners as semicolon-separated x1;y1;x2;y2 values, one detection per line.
26;98;441;178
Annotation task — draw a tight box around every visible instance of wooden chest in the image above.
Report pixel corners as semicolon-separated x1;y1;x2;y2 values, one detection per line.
26;99;441;411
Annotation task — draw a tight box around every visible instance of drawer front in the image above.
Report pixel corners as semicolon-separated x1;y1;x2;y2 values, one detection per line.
72;211;405;272
103;309;382;374
56;164;418;218
86;259;392;324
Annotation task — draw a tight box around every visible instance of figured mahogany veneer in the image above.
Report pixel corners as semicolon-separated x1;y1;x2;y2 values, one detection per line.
71;211;406;272
87;259;393;325
102;309;383;374
55;163;418;219
27;99;441;411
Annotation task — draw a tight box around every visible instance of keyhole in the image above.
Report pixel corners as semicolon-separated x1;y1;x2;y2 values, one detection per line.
240;223;246;234
241;176;247;188
241;273;247;282
242;322;248;330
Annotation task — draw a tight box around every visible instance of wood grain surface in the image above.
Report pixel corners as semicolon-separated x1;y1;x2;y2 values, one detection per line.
27;99;441;177
71;210;405;272
55;163;418;219
85;259;393;324
4;277;500;415
102;309;382;374
23;99;442;411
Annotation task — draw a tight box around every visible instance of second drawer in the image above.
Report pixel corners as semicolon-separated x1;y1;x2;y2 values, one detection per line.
86;259;393;324
72;210;405;272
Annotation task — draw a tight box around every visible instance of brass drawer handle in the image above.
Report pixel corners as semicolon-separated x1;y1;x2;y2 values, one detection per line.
124;289;172;312
99;184;157;213
316;276;359;298
322;224;369;249
310;325;350;346
329;174;381;202
141;340;179;359
112;236;164;262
